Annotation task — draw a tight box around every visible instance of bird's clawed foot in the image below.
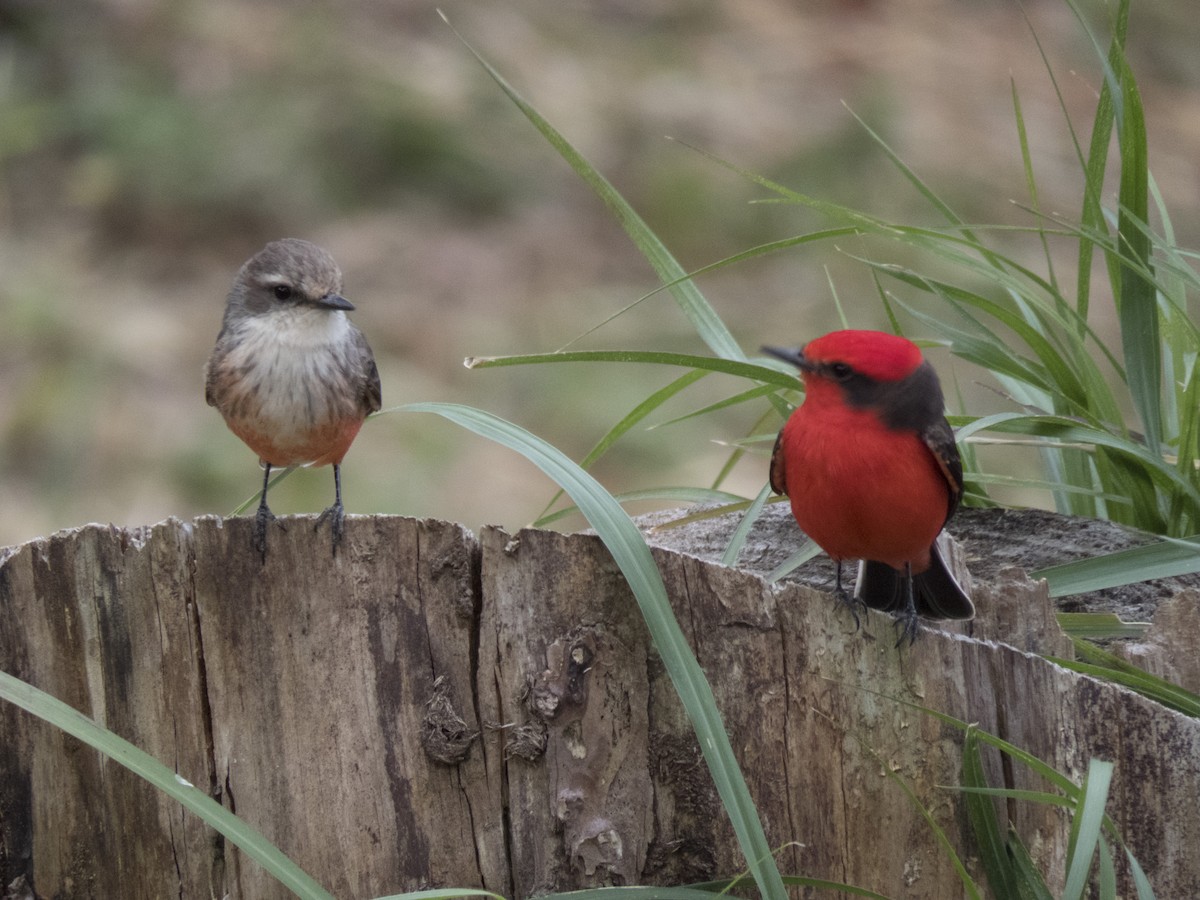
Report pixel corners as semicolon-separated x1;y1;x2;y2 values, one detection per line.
832;560;869;633
314;500;345;557
834;587;869;632
892;609;921;648
892;563;921;647
253;502;286;563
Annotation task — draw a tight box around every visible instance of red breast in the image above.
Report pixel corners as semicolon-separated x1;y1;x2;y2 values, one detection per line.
779;395;949;573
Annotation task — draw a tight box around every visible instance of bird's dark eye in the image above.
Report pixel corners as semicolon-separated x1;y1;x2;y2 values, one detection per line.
828;362;853;381
272;284;293;301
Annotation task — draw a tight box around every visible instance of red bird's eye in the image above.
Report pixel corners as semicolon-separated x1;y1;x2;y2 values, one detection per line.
273;284;293;300
828;362;853;381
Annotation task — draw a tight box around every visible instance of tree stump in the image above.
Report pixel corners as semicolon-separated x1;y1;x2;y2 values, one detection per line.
1;509;1198;898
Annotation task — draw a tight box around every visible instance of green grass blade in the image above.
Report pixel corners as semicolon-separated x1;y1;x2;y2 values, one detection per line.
779;877;888;898
0;671;335;900
1011;77;1059;295
443;15;743;362
1033;534;1200;596
850;733;982;899
962;727;1023;899
534;487;747;528
1062;759;1113;900
721;482;772;568
464;350;797;389
404;402;786;899
1112;51;1161;454
371;890;505;900
514;889;730;900
1005;828;1056;900
1056;613;1149;641
1125;845;1158;900
559;227;862;350
651;383;783;430
767;539;821;583
534;368;709;522
954;787;1073;809
1071;0;1119;324
960;414;1200;511
1049;641;1200;718
1097;838;1117;900
231;466;296;516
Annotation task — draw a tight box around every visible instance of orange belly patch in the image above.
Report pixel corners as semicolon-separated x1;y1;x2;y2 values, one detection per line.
224;416;365;468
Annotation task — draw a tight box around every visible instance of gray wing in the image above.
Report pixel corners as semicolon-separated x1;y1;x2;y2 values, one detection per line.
354;328;383;416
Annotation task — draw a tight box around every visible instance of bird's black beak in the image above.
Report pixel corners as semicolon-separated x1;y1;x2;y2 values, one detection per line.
316;293;355;312
761;345;811;371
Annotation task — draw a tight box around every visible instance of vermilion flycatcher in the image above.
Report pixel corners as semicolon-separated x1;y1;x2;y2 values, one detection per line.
764;330;972;644
205;239;382;560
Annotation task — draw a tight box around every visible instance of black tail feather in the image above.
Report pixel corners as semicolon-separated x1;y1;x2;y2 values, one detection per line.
854;540;974;621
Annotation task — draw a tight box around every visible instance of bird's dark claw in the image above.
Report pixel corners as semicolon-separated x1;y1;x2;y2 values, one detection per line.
834;587;869;632
832;560;869;633
892;609;921;648
253;502;285;563
315;501;345;556
892;562;921;647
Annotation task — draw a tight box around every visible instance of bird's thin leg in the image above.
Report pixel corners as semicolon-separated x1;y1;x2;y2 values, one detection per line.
893;562;921;647
315;463;346;556
253;463;285;563
832;560;868;632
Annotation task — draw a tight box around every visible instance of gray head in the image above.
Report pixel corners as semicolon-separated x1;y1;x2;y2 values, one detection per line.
223;239;354;325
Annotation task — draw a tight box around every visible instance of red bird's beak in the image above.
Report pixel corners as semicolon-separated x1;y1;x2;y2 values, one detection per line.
762;345;811;372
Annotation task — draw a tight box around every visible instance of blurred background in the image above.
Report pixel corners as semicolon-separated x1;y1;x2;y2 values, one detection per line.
1;0;1198;548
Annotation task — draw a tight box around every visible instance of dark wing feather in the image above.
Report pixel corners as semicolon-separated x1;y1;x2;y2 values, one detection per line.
768;429;788;496
921;416;962;527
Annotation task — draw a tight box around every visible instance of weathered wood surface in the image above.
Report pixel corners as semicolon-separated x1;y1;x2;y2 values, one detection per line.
1;509;1198;899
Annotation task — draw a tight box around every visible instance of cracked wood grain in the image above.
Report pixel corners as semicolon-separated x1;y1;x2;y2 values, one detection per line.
2;510;1199;898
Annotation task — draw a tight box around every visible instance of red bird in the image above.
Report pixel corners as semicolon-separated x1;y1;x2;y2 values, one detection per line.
764;330;972;644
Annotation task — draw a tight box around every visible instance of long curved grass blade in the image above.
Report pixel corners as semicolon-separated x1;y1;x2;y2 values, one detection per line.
534;487;748;528
767;540;821;583
554;891;725;900
1012;77;1060;295
958;413;1200;509
0;671;335;900
1050;641;1200;718
954;786;1074;809
721;482;772;567
848;730;982;900
465;350;797;389
231;466;296;516
1005;828;1057;900
403;402;786;899
559;228;861;351
651;383;783;430
1056;613;1149;640
534;368;709;523
371;890;505;900
779;877;888;898
1125;845;1157;900
962;727;1024;899
544;879;888;899
1106;3;1161;454
441;14;743;362
1097;838;1118;900
1033;534;1200;596
1062;759;1113;900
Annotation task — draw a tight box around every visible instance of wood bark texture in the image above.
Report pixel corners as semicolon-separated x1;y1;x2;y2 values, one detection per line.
1;509;1198;899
